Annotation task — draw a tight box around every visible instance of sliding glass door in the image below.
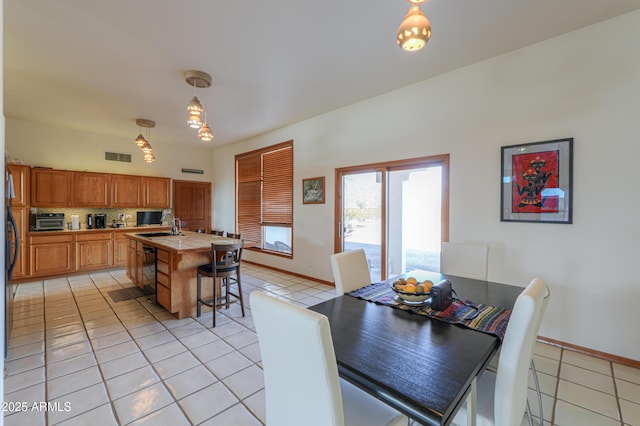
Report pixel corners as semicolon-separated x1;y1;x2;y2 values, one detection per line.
335;155;449;282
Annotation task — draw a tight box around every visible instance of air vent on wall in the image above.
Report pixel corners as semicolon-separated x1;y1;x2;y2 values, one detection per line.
105;152;132;163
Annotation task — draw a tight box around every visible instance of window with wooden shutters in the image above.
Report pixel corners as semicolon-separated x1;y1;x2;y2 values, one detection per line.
236;140;293;256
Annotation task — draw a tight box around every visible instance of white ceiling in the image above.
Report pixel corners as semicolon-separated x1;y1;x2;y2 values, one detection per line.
4;1;640;148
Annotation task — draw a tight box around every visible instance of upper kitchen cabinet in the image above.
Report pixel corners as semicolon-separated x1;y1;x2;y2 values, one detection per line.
73;171;111;207
31;168;72;207
142;177;171;208
111;174;142;207
7;164;30;207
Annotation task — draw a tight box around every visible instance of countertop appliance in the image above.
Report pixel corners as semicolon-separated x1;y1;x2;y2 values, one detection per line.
32;212;65;231
95;214;107;229
5;167;19;357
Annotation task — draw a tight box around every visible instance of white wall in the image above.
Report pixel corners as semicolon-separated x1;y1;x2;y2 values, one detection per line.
212;11;640;361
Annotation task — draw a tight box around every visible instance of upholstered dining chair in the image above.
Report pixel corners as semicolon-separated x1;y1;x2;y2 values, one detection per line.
452;277;548;426
226;232;241;239
330;249;372;296
250;291;409;426
210;230;224;236
196;241;245;327
441;242;489;281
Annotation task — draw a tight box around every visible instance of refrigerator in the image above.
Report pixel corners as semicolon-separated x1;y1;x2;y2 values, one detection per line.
5;167;19;357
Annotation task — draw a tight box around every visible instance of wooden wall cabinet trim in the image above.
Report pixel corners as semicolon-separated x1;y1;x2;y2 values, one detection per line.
31;168;72;207
73;172;111;207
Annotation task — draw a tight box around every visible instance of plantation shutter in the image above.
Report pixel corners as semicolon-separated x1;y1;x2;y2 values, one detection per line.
236;154;262;246
261;146;293;227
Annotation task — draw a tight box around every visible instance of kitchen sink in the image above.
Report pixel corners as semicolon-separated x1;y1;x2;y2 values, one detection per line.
137;232;174;238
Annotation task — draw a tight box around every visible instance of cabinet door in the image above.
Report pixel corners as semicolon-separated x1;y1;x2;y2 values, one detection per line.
30;236;75;277
8;164;30;207
173;180;211;233
73;172;111;207
112;174;142;207
113;234;129;267
31;169;72;207
142;177;171;208
77;233;112;271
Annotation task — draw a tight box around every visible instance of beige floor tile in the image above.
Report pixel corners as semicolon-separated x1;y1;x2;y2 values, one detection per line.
5;352;45;374
85;322;127;340
7;341;44;361
3;408;46;426
559;362;615;395
48;382;110;424
620;399;640;425
112;382;174;424
168;322;208;339
178;382;239;424
105;365;160;400
614;363;640;385
7;330;44;348
4;383;46;415
617;378;640;404
557;379;620;420
134;330;176;350
205;351;252;379
47;352;97;380
47;365;103;399
55;403;118;426
3;366;45;394
530;354;559;377
142;339;187;363
129;403;191;425
243;388;267;424
526;388;554;423
179;329;220;350
224;329;258;350
562;350;612;375
223;364;265;400
46;331;88;351
190;339;236;364
90;330;132;350
94;340;141;364
128;322;167;339
153;351;201;380
201;402;263;425
239;341;262;363
99;351;149;380
163;365;218;400
554;400;620;426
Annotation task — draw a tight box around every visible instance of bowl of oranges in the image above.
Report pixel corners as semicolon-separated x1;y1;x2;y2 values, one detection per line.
390;277;434;305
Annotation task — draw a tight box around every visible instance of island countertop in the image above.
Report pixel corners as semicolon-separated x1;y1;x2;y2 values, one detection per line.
124;230;245;254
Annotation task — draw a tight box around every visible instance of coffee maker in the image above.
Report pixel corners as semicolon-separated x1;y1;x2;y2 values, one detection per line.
94;214;107;229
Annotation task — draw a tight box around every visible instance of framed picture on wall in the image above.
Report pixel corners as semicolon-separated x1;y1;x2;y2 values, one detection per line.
302;177;325;204
501;138;573;224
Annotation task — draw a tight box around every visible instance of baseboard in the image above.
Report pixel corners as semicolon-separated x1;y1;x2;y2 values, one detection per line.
242;260;334;287
538;336;640;369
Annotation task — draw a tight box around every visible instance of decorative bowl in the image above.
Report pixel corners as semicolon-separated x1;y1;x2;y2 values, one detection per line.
389;279;432;305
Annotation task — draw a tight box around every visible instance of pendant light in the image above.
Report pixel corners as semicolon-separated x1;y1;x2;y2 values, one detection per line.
185;70;212;129
198;111;214;142
134;118;156;163
397;0;431;52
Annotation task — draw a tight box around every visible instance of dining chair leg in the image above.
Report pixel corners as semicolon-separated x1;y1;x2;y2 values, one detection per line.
212;276;217;328
196;273;202;317
467;377;477;426
531;359;544;425
225;277;230;309
236;273;245;317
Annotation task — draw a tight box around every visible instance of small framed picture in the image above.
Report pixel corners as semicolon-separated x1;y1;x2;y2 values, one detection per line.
302;177;325;204
501;138;573;224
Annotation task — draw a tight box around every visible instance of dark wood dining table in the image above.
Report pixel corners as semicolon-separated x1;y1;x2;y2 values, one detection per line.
309;270;523;426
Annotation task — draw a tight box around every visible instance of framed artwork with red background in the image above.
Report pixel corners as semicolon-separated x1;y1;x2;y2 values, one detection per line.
501;138;573;223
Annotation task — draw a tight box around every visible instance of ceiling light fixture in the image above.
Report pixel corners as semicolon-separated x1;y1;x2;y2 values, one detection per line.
397;0;431;52
134;118;156;163
185;70;212;130
198;111;214;142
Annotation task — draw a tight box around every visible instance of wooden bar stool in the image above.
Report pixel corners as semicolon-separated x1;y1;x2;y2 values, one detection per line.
196;241;245;327
210;230;224;236
226;232;241;239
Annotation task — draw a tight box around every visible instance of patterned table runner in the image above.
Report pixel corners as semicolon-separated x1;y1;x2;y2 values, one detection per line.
347;281;512;341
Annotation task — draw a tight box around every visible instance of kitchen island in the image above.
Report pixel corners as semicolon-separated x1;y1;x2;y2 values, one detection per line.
125;231;244;319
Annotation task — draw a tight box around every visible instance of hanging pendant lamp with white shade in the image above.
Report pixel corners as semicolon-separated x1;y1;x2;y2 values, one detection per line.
397;0;431;52
185;70;212;130
134;118;156;163
198;111;214;142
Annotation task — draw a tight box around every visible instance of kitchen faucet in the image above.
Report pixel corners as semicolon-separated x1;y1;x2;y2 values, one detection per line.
161;211;182;235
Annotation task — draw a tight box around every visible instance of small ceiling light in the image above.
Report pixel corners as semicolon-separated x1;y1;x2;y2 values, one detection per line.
141;140;153;154
397;0;431;52
135;134;146;147
134;118;154;147
185;70;212;130
198;122;214;142
144;152;155;163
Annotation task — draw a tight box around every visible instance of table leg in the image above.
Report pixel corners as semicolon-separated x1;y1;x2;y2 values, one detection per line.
467;377;477;426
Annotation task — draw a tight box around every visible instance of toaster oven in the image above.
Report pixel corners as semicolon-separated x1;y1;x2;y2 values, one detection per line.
32;213;65;231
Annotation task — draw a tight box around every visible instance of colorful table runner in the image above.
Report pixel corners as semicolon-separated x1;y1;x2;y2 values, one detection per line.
347;281;512;341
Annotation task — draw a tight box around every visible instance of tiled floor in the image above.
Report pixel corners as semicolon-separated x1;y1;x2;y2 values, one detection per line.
4;264;640;425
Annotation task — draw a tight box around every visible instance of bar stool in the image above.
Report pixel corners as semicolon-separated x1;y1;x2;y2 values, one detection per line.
196;241;245;327
210;230;224;236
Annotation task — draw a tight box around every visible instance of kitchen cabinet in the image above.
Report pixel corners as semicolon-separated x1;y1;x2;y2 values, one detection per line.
142;177;171;208
29;234;74;277
31;168;72;207
173;180;211;233
77;232;112;271
111;174;142;207
73;172;111;207
113;232;130;267
155;248;174;311
8;164;30;207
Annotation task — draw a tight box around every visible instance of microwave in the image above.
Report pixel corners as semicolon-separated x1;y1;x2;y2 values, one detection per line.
32;213;65;231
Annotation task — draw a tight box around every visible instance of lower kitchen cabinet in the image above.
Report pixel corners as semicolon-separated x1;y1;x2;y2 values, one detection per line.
113;232;130;267
29;234;75;277
155;248;173;311
77;233;112;271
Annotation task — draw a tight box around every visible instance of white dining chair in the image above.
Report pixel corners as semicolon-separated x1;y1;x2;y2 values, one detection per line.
330;249;372;296
452;277;548;426
441;242;488;281
250;291;409;426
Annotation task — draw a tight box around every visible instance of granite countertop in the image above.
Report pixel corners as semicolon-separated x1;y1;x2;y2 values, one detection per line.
125;231;243;254
27;225;170;235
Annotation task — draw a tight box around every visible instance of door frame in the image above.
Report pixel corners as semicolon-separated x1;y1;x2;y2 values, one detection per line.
334;154;449;280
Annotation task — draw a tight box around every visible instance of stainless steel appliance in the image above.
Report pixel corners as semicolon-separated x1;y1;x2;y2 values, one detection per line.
95;214;107;229
32;212;65;231
5;167;19;357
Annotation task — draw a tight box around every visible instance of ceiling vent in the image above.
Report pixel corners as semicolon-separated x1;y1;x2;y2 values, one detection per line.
105;152;132;163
